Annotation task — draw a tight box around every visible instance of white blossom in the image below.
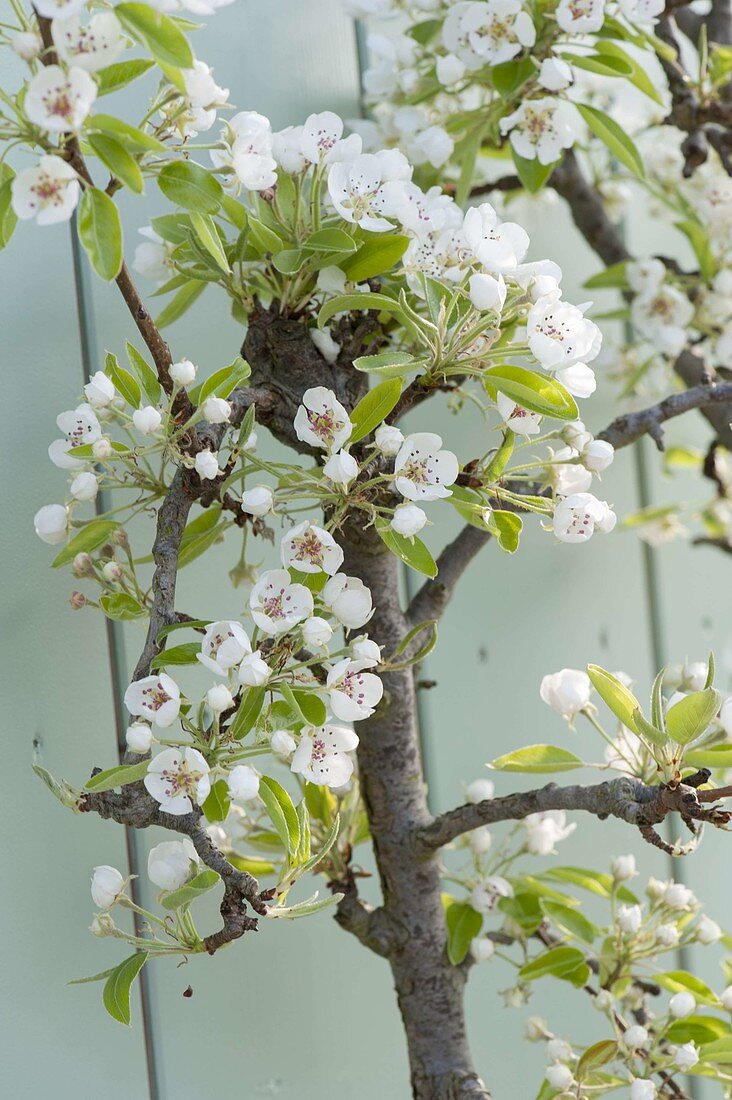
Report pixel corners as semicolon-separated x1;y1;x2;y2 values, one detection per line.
133;406;162;435
310;327;342;365
466;778;495;803
198;620;251;675
83;371;115;409
206;683;234;714
618;904;642;934
34;503;69;544
125;722;153;754
391;502;427;537
147;839;198;891
538;57;573;91
470;875;513;913
394;432;459;501
25;65;97;132
328;150;411;232
322;573;373;628
294;387;352;453
581;439;614;472
468;826;492;853
70;471;98;501
241;485;274;516
52;12;124;71
496;393;542;436
271;729;297;758
663;882;696;910
144;747;211;815
656;923;680;947
301;110;360;164
612;854;637;881
552;493;616;543
212;111;277;191
91;865;125;910
249;569;314;635
469;272;507;312
437;53;466;86
281;521;344;575
272;125;307;173
11;31;42;60
170;358;197;386
195;449;221;480
351;636;382;667
670;1042;699;1072
34;0;86;15
545;1064;574;1091
237;651;271;687
546;1038;573;1063
623;1025;648;1049
540;668;591;720
326;657;384;721
630;1081;656;1100
133;227;173;285
227;764;260;801
303;616;333;648
528;293;601;370
323;450;359;486
500;99;578;164
11;156;80;225
720;986;732;1011
556;0;605;33
375;423;404;456
291;724;359;787
202;396;231;424
696;916;722;944
463;203;529;274
124;673;180;728
631;284;693;357
470;936;496;962
669;992;696;1018
524;810;576;855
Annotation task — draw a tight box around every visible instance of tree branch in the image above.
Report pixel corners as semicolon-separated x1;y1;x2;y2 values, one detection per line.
416;776;731;852
407;526;489;628
549;151;631;267
598;380;732;449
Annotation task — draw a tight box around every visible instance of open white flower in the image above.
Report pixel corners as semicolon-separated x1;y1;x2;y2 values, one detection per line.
26;65;97;132
631;285;693;357
294;386;352;453
470;876;513;914
249;569;314;635
291;724;359;787
198;620;252;675
133;227;173;285
500;99;577;165
328;150;410;232
463;203;529;273
212;111;277;191
524;810;576;854
281;521;344;575
194;449;221;480
528;293;601;370
496;393;542;436
147;839;198;891
34;503;69;545
12;156;80;226
460;0;536;65
52;13;124;71
83;371;115;409
556;0;605;33
124;673;180;728
552;492;616;543
326;657;384;721
394;432;459;501
301;110;361;164
144;747;211;815
322;573;373;628
540;668;591;719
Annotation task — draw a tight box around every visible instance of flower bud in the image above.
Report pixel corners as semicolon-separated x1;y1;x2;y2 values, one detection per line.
89;912;116;937
72;552;95;576
547;1038;573;1063
271;729;296;758
561;420;592;451
468;826;492;854
671;1042;699;1071
323;449;358;487
630;1080;656;1100
170;359;197;386
241;485;274;516
466;779;495;803
391;502;427;538
227;764;260;801
721;986;732;1011
582;439;614;473
202;396;231;424
539;668;591;721
470;936;495;962
469;272;507;312
664;882;696;910
195;449;221;481
102;560;123;583
207;684;235;713
545;1064;573;1091
12;30;42;60
125;722;153;754
525;1017;548;1042
351;636;381;667
112;528;129;547
69;590;86;610
617;904;642;935
374;423;404;456
147;839;198;891
656;922;680;947
34;503;69;545
622;1026;648;1049
303;616;333;648
669;991;696;1018
696;915;722;944
612;854;637;881
242;430;257;452
133;406;163;435
84;371;116;408
91;865;125;910
238;652;271;687
92;438;114;460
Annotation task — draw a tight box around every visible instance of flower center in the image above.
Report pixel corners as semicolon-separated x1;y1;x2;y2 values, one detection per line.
291;531;325;566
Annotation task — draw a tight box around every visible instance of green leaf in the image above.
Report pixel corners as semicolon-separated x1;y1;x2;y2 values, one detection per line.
156;280;206;328
86;114;167;153
259;776;300;857
489;744;584;774
375;518;438;578
652;970;720;1006
203;779;230;823
86;133;144;194
561;51;633;77
511;148;557;193
541;901;599;945
150;212;193;244
484;365;578;420
303;227;357;254
304;781;338;825
85;761;150;793
266;891;343;920
486;510;522;553
484;430;514;483
587;664;641;730
666;689;721;746
157;161;222;214
115;3;193;68
685;744;732;769
102;952;148;1026
352;350;419;378
0;169;18;250
189;212;230;272
444;899;483;965
95;58;155;96
492;56;536;95
349;378;402;444
340;234;410;281
317;291;406;330
594;40;664;104
499;892;543;932
576;1041;618;1080
247;215;283;255
519;945;589;983
584;261;629;290
52;519;119;568
126;342;161;405
229;686;266;740
539;866;637;903
272;248;306;274
577;104;645;179
675;219;716;282
161;869;221;910
632;708;668;749
150;642;201;670
194;356;250;403
99;593;147;621
77;187;123;281
105;350;141;407
668;1016;731;1044
291;689;327;727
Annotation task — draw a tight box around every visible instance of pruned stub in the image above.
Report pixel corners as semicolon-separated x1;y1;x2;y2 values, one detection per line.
242;300;383;453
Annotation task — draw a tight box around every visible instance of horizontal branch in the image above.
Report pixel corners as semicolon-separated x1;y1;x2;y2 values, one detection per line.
416;775;731;852
598;380;732;449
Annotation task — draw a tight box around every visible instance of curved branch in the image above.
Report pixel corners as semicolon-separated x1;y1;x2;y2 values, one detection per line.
598;380;732;449
416;776;731;852
407;526;489;627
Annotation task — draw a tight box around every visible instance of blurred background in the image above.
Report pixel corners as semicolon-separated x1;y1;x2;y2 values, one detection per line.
2;1;731;1096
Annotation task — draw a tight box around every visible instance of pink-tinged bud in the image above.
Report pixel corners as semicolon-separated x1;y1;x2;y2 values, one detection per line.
103;561;123;582
72;552;94;576
69;591;86;609
112;528;129;547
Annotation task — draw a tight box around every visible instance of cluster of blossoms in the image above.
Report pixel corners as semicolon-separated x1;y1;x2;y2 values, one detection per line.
341;0;666;179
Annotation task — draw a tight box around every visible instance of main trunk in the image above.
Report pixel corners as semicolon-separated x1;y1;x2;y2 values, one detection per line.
342;524;490;1100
